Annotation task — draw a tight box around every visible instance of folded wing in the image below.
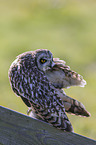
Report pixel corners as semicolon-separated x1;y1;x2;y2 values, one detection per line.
45;58;86;89
56;89;90;117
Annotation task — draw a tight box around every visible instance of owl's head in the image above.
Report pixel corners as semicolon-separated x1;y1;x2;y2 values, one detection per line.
35;49;55;71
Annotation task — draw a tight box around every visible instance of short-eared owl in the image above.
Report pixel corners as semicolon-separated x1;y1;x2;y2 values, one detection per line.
8;49;90;132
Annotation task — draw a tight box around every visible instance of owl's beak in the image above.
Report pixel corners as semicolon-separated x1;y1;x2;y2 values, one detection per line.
44;61;55;72
50;61;55;68
52;62;55;67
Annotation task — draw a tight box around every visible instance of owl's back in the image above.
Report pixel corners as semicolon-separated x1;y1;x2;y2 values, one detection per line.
8;51;73;132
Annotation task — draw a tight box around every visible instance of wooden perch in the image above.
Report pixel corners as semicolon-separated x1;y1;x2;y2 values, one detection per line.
0;106;95;145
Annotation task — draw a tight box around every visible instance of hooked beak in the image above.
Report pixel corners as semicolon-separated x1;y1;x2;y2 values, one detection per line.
43;61;55;72
51;62;55;67
49;61;55;69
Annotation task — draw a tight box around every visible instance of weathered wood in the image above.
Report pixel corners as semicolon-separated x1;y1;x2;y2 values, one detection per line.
0;106;95;145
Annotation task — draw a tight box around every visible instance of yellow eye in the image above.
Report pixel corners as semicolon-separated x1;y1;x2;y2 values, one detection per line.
40;59;46;64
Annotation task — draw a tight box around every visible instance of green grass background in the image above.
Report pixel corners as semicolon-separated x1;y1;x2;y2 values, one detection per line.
0;0;96;140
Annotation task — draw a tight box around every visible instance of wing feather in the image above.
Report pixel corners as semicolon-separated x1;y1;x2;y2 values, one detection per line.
45;58;86;89
56;89;90;117
8;59;73;132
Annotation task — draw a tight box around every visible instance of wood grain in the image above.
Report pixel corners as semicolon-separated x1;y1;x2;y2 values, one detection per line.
0;106;95;145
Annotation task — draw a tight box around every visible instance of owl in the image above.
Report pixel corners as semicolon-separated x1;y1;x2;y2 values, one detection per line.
8;49;90;132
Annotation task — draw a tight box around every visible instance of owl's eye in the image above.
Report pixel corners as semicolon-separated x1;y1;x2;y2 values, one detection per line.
40;58;47;64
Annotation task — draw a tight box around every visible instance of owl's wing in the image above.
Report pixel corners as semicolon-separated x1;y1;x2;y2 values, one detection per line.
9;64;73;132
27;88;91;118
56;89;90;117
45;58;86;89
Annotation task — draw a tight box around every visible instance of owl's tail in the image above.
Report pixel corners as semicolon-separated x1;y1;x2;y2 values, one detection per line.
49;111;74;132
28;105;74;132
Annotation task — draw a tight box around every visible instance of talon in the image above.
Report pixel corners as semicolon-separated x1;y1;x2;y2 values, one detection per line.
27;108;32;115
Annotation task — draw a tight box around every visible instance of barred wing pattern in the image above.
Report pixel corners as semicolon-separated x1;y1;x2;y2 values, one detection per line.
56;89;90;117
9;58;73;132
46;58;86;89
45;58;90;117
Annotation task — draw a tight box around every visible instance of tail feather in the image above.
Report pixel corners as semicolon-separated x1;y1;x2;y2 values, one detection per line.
27;107;74;132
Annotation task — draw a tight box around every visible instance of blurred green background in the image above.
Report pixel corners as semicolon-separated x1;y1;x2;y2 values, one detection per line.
0;0;96;140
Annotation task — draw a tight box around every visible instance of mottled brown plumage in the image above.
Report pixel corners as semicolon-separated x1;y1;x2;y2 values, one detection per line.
8;49;90;132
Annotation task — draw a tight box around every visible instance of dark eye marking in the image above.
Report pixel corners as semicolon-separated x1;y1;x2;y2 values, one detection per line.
40;58;47;64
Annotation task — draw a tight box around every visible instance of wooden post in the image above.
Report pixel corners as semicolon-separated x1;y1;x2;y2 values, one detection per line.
0;106;95;145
